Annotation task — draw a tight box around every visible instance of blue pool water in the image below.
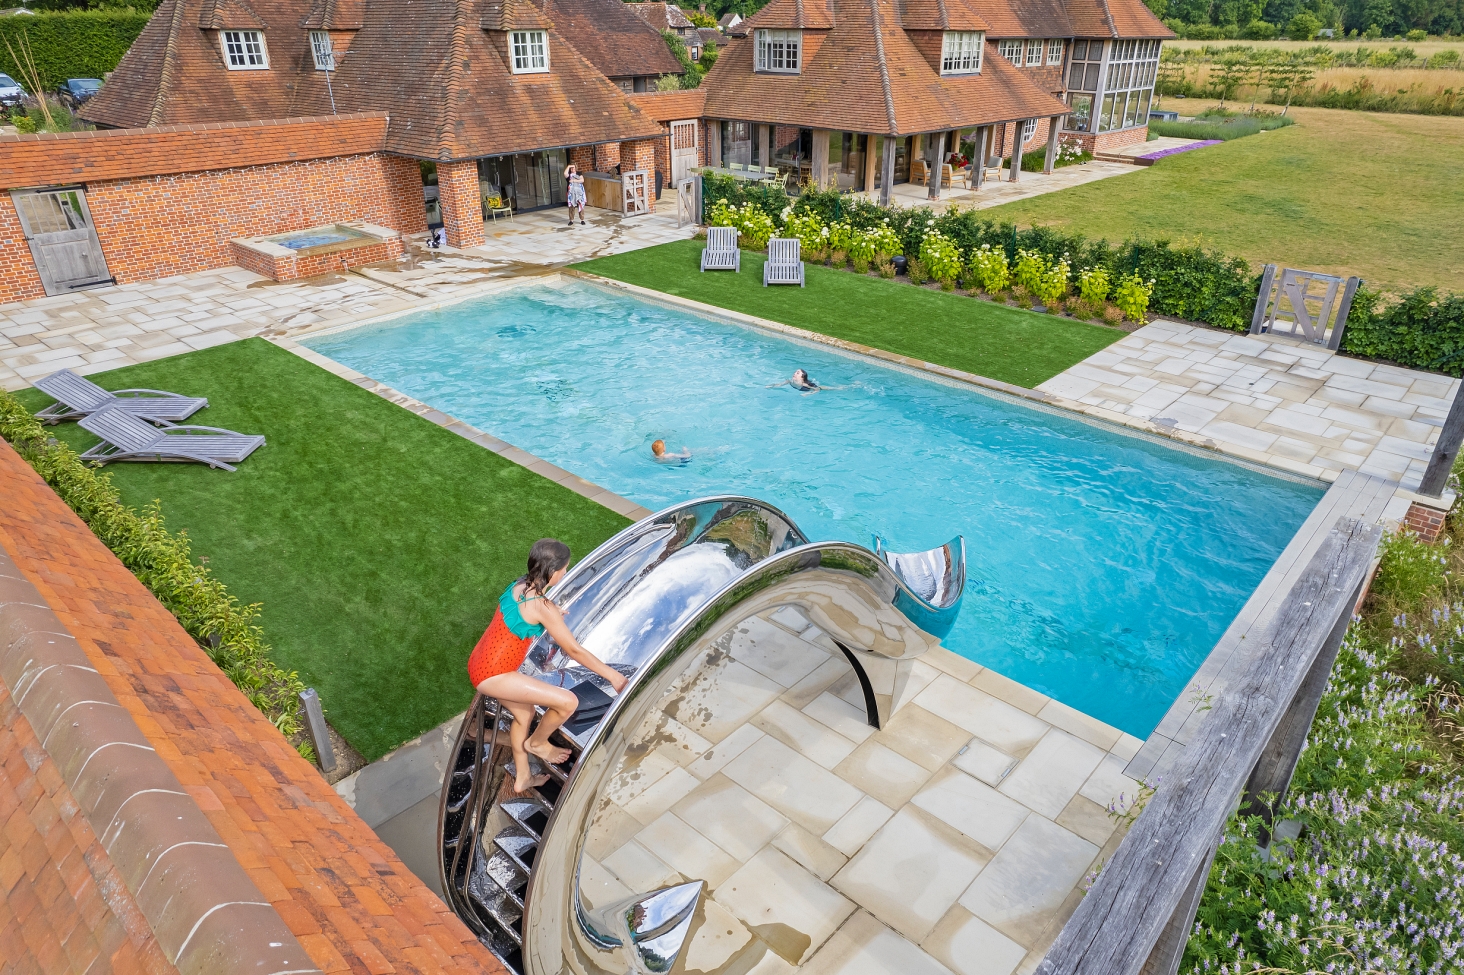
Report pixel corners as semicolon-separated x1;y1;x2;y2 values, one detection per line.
307;281;1322;737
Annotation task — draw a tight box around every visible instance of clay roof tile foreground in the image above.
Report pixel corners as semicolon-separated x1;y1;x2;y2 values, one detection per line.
0;437;504;975
627;0;694;31
83;0;665;159
703;0;1069;134
543;0;683;79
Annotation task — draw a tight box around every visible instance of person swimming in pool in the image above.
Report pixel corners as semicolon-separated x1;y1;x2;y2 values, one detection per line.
651;439;691;464
769;368;846;394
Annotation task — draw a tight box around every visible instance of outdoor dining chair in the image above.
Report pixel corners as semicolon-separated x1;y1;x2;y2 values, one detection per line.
763;238;804;287
33;368;208;424
77;408;265;472
483;194;513;222
983;156;1005;184
701;226;740;272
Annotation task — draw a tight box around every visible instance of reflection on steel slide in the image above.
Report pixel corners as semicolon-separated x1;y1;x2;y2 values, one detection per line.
438;496;966;975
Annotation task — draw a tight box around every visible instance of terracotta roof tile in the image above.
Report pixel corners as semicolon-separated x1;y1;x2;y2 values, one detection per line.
629;87;706;120
543;0;683;79
0;438;503;975
627;1;694;31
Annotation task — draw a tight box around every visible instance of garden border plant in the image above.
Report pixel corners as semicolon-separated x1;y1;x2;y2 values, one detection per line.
697;175;1464;375
0;389;312;756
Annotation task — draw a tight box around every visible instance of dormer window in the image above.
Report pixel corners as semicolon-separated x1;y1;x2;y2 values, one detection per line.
940;32;983;74
755;29;801;73
1046;39;1064;64
222;30;268;70
510;30;549;73
309;31;335;71
997;39;1023;63
1025;41;1043;66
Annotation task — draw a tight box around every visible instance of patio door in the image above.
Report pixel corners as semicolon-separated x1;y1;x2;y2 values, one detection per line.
670;120;698;184
11;186;112;295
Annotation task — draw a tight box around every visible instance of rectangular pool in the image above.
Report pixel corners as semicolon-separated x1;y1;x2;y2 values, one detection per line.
306;280;1322;737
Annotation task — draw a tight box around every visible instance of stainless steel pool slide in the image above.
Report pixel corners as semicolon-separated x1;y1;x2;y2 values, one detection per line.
437;496;966;975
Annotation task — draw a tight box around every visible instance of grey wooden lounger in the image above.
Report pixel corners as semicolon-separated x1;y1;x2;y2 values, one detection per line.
33;368;208;424
701;226;740;272
763;237;805;287
78;408;264;472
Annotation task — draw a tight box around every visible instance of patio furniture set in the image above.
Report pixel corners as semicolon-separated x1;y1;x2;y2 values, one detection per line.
32;368;265;471
701;226;805;287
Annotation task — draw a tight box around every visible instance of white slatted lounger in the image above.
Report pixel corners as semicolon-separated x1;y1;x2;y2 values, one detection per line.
78;408;265;472
33;368;208;424
700;226;740;272
763;237;804;287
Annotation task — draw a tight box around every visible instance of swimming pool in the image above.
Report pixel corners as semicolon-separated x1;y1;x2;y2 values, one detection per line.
306;281;1322;737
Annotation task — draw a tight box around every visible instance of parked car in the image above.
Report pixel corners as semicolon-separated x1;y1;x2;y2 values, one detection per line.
56;78;101;110
0;73;26;110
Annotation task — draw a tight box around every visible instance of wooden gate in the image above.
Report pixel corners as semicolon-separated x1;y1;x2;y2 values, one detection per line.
11;187;112;296
670;120;698;185
621;170;649;216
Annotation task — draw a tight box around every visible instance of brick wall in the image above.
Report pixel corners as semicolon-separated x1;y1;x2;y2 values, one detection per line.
1065;125;1151;153
594;142;622;172
570;145;595;174
1405;501;1449;543
0;196;44;303
80;153;424;288
619;138;659;212
228;236;404;282
437;159;485;249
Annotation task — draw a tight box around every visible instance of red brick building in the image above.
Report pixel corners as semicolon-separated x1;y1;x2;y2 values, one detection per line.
700;0;1171;203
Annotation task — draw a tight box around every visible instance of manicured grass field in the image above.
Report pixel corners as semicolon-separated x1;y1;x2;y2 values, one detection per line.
573;239;1125;389
981;103;1464;292
13;338;629;760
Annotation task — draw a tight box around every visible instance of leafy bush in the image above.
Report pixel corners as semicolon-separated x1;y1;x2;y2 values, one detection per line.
781;209;826;252
851;255;870;275
875;256;896;279
1149;112;1296;141
827;220;856;254
1013;248;1048;295
706;200;776;250
1019;137;1094;172
907;258;929;285
968;244;1011;294
1341;286;1464;375
919;231;963;286
0;391;308;746
699;171;789;224
1114;273;1155;323
0;11;152;91
1077;266;1112;304
1035;254;1072;308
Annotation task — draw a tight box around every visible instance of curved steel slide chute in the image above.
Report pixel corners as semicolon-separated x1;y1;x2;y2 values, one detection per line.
437;496;966;974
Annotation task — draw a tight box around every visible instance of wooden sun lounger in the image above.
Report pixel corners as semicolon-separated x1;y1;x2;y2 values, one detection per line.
763;238;804;287
33;368;208;424
78;408;264;472
701;226;740;272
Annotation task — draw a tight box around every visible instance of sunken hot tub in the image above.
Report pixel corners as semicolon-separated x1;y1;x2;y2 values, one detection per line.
230;222;404;281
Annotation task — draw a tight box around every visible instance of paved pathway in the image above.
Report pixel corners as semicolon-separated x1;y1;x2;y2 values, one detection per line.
1036;319;1458;494
857;158;1144;212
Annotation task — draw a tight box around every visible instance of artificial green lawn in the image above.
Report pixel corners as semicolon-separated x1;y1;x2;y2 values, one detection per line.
573;239;1124;389
12;338;629;760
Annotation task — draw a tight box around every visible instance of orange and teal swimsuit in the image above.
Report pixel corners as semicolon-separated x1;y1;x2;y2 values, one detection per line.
468;583;546;687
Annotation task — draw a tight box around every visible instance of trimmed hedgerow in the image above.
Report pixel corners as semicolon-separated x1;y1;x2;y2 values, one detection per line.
0;10;152;93
0;390;309;749
1341;286;1464;376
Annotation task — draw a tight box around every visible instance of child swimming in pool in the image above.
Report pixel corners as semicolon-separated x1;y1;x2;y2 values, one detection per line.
769;368;848;395
652;439;692;464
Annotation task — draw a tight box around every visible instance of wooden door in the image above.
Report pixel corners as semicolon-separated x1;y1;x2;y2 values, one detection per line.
11;187;112;296
670;120;698;185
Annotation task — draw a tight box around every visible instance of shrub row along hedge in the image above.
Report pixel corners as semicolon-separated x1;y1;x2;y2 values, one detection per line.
0;11;152;91
0;391;310;752
698;172;1464;374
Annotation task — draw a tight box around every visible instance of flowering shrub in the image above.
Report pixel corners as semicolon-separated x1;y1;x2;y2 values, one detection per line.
1013;248;1048;295
1113;273;1155;323
782;210;827;253
1034;254;1071;308
706;198;738;229
1077;266;1111;304
919;231;963;287
707;200;777;249
968;244;1011;293
827;221;856;253
866;222;902;259
1183;528;1464;975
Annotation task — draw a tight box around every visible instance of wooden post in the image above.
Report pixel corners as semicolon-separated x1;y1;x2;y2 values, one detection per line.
880;135;896;206
863;134;878;193
812;129;830;190
1326;275;1362;351
1043;117;1061;174
299;688;337;773
758;124;771;171
928;131;946;200
1419;381;1464;498
1007;122;1023;182
1241;567;1364;829
974;126;989;189
1249;263;1277;334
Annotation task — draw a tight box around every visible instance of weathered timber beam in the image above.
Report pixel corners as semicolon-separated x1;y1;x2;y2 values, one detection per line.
1035;516;1381;975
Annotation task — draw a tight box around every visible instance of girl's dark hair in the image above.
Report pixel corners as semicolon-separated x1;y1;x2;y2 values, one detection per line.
522;538;572;596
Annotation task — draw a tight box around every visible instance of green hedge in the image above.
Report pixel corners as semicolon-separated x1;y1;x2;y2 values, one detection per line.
0;391;310;752
0;10;152;92
1341;287;1464;374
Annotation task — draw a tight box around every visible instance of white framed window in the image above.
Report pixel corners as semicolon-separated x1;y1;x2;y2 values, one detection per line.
940;31;983;74
221;30;268;69
1046;39;1063;64
755;29;801;73
1022;118;1037;142
1025;40;1043;66
691;45;701;61
997;39;1024;63
510;30;549;73
309;30;335;71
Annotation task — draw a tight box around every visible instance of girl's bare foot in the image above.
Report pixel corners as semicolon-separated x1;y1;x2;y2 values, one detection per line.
513;768;550;794
525;738;572;765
